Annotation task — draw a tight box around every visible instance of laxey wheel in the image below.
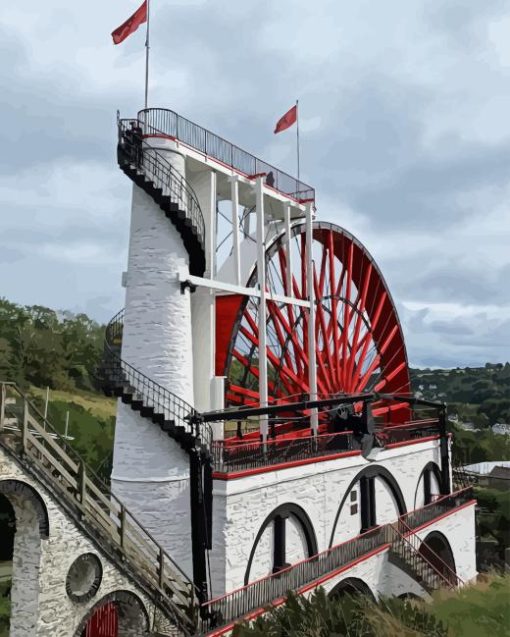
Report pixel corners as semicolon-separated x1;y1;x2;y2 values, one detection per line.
215;221;411;436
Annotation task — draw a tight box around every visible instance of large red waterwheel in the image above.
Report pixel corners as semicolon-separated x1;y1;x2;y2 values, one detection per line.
215;221;411;431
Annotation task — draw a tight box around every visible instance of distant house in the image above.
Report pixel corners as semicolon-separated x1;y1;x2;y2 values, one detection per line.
487;465;510;490
459;421;479;432
464;461;510;490
492;423;510;436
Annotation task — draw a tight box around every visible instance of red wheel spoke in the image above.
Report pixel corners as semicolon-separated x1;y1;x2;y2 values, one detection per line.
239;325;312;394
313;262;335;393
345;263;372;391
328;230;341;382
340;241;354;388
222;223;410;428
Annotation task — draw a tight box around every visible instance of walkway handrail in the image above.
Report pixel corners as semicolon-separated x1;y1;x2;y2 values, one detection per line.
212;431;356;473
0;382;196;634
102;309;214;453
118;118;206;249
199;486;473;631
137;108;315;203
398;487;473;530
201;526;386;631
397;519;463;587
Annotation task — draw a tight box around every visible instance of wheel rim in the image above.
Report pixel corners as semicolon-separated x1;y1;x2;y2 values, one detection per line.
219;221;411;426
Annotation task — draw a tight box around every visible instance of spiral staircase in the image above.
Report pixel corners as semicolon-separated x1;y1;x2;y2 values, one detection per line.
99;120;214;608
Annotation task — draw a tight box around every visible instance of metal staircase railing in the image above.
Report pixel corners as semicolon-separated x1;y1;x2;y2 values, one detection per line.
0;381;197;635
101;309;214;455
117;118;206;277
200;487;473;632
386;519;463;591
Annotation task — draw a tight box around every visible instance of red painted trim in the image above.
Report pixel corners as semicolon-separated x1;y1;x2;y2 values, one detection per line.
212;450;362;480
408;499;477;536
384;435;440;449
204;498;476;635
298;544;389;592
204;544;390;636
142;133;177;141
140;134;310;205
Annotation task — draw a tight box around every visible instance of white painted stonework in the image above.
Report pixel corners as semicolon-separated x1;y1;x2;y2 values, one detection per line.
0;447;181;637
112;181;195;577
209;439;463;595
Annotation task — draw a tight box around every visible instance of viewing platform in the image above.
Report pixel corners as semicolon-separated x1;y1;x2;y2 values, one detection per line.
136;107;316;205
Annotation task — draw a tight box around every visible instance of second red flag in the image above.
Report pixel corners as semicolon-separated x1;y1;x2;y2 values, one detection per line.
274;104;298;134
111;1;148;45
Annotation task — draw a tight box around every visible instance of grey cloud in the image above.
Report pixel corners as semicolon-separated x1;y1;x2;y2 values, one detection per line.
0;0;509;367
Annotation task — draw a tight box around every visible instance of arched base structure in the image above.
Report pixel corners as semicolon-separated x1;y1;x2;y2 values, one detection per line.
328;576;376;602
0;480;48;637
419;532;457;587
76;591;150;637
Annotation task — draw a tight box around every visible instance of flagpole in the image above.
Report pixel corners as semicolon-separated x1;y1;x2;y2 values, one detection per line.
144;0;150;109
296;99;300;182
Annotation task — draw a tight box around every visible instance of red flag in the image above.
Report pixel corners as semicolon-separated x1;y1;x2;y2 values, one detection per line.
111;1;147;45
274;104;297;134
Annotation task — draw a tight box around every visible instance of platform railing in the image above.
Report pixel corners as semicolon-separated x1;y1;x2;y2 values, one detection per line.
394;519;463;588
375;418;441;447
137;108;315;202
211;431;356;473
398;487;473;531
0;382;196;634
201;526;386;631
118;118;206;248
199;486;473;631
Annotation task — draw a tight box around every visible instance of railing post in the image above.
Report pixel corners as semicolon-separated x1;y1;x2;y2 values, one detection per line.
158;547;164;589
0;384;5;432
120;505;127;551
79;461;87;511
21;398;29;453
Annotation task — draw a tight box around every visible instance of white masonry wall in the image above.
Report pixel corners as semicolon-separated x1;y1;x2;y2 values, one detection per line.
209;439;447;595
0;449;156;637
112;168;195;577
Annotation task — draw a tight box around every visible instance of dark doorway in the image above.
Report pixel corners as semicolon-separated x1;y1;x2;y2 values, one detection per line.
419;531;457;585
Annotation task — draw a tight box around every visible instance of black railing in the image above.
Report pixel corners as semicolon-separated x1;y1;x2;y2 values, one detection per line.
375;419;441;447
118;118;206;250
137;108;315;202
399;487;473;531
212;431;356;473
199;487;474;631
393;519;463;588
102;309;213;452
201;526;386;631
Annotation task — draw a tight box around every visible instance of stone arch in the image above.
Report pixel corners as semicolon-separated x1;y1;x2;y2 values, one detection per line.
419;531;457;585
74;590;150;637
0;479;50;635
329;466;406;547
328;576;376;602
0;479;49;538
244;503;318;585
414;462;442;508
0;493;15;561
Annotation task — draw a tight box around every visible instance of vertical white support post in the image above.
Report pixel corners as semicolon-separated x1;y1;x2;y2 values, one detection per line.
256;177;269;442
209;172;218;280
305;202;319;434
231;176;242;286
284;204;293;297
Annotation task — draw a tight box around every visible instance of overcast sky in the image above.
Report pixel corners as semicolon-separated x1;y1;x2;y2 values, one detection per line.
1;0;509;368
